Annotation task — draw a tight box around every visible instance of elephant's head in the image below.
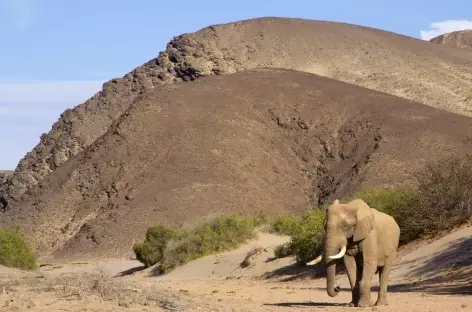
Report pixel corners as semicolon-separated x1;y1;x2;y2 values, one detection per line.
319;199;374;297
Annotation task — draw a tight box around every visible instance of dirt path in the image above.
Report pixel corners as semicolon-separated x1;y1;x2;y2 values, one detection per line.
1;228;471;311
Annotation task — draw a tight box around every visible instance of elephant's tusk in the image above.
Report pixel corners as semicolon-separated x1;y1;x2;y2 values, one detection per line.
306;255;323;266
328;245;347;259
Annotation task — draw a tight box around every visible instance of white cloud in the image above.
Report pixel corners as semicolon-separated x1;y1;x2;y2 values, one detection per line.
0;0;35;31
420;20;472;41
0;81;104;169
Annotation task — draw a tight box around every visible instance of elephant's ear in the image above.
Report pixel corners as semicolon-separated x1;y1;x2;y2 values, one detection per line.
353;201;374;242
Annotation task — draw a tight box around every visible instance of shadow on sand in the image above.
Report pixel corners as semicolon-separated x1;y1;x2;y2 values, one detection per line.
114;265;147;277
264;301;348;308
262;259;346;282
387;237;472;295
263;236;472;295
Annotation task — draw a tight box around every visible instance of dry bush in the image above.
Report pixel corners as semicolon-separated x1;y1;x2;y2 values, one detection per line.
3;269;182;310
401;154;472;238
240;247;266;268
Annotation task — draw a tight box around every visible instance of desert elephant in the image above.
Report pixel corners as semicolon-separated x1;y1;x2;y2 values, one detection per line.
306;198;400;307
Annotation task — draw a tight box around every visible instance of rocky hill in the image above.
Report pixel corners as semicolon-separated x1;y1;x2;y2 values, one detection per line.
2;69;472;260
2;17;472;213
430;29;472;50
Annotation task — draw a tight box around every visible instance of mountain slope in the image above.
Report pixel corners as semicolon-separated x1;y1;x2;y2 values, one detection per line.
430;29;472;50
3;69;472;260
2;17;472;212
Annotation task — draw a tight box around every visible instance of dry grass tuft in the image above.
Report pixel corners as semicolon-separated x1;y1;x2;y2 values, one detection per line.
240;247;266;268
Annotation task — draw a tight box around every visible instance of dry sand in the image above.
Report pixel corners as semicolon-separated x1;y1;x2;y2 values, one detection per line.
1;226;470;311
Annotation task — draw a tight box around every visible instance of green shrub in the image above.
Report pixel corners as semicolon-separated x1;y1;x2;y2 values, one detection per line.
289;209;326;264
271;209;326;265
134;214;266;273
133;224;177;267
0;226;37;270
160;214;266;272
270;215;301;236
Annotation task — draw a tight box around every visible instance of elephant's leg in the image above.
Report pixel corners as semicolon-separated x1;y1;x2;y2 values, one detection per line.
343;255;359;307
357;259;376;308
375;252;396;306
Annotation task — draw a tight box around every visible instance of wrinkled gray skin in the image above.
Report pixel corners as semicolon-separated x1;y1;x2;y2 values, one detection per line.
322;199;400;307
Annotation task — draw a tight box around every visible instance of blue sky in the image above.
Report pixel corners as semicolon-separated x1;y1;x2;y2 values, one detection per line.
1;0;471;169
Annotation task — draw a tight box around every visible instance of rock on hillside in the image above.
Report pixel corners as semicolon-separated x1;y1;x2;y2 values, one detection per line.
430;29;472;50
0;171;12;192
2;69;472;260
2;17;472;212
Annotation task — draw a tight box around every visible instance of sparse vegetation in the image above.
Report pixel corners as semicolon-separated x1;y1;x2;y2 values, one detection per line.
134;214;266;273
1;268;181;310
0;225;37;270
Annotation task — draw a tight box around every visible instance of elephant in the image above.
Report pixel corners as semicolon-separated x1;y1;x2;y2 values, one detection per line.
306;198;400;307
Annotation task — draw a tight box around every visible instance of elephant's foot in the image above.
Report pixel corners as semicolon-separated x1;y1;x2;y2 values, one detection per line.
357;298;374;308
348;296;359;307
375;297;388;306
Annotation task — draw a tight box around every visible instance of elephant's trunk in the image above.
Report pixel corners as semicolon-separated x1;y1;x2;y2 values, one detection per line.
325;244;342;297
326;259;340;297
